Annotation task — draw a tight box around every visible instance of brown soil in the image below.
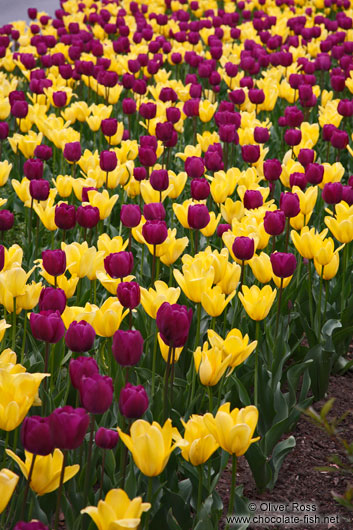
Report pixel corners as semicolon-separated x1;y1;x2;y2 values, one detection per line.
217;371;353;529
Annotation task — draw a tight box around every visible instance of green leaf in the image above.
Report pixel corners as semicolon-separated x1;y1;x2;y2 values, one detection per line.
268;436;296;489
166;508;182;530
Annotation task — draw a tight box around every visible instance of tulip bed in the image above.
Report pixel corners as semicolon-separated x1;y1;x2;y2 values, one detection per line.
1;0;353;528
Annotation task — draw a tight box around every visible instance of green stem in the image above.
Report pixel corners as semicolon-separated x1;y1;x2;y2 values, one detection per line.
99;451;106;501
284;217;290;253
151;326;158;398
196;465;203;519
144;477;153;529
20;453;37;521
318;266;323;340
189;303;202;406
2;430;9;468
11;298;16;351
207;386;213;412
163;346;173;421
274;278;283;340
54;450;67;530
341;244;349;318
254;320;260;408
225;454;237;530
83;415;95;505
308;260;314;326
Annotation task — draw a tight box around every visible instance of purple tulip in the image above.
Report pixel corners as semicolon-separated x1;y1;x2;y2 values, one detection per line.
49;406;90;450
243;190;263;209
322;182;343;204
270;252;297;278
14;522;49;530
0;210;14;231
100;150;117;172
79;374;113;415
190;178;210;201
117;281;140;309
232;236;255;261
23;159;43;180
143;203;166;221
187;204;210;229
156;302;193;348
142;220;168;245
241;144;260;163
20;416;54;456
185;157;204;178
42;249;66;277
101;118;117;137
280;192;300;218
30;310;65;344
39;287;66;314
76;205;100;229
120;204;141;228
69;356;99;390
63;141;81;163
119;383;149;419
65;321;95;353
150;169;169;191
112;329;144;366
104;251;133;278
264;210;286;236
263;159;282;181
29;179;50;201
95;427;119;449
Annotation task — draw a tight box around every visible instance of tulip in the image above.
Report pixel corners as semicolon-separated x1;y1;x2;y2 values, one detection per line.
30;311;65;344
263;159;282;181
0;468;18;514
13;522;48;530
264;210;286;236
55;203;76;230
119;383;149;418
291;227;328;259
95;428;119;450
29;180;50;201
305;163;324;185
140;281;180;319
156;302;192;348
76;205;100;229
63;141;81;163
42;249;66;278
270;252;297;278
112;329;144;366
49;406;90;450
0;210;14;231
194;343;232;386
118;419;183;476
150;169;169;192
241;145;260;164
81;489;151;529
24;159;43;180
173;415;219;466
143;203;166;221
104;251;133;279
79;374;113;415
203;403;260;456
142;220;168;245
69;356;99;390
239;285;277;321
243;190;263;209
117;281;140;310
190;178;210;201
120;204;141;228
208;328;257;372
20;416;54;456
280;192;300;218
185;157;204;178
65;320;95;353
232;236;255;261
201;286;235;317
34;145;52;161
322;182;343;204
249;253;272;283
188;204;210;230
6;448;79;495
92;297;128;337
284;128;302;146
101;118;117;137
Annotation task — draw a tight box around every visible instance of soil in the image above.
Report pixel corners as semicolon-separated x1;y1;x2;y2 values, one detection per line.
217;370;353;530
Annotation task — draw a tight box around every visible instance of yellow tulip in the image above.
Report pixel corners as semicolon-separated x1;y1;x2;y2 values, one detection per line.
208;328;257;372
12;178;31;205
140;180;171;204
0;468;18;513
314;253;339;280
40;270;79;299
52;175;73;198
0;321;10;342
4;244;23;270
217;262;241;295
61;303;98;329
291;226;328;259
173;199;193;229
290;211;312;230
6;449;79;495
314;238;344;267
140;281;180;319
159;233;189;266
158;333;183;363
92;298;128;337
8;131;43;158
174;258;215;303
118;419;183;477
16;281;43;311
33;200;58;231
325;215;353;243
201;212;221;237
62;242;104;280
249;252;272;283
0;161;12;186
86;190;119;220
81;488;150;530
272;274;292;288
194;342;232;386
167;171;187;199
173;415;219;466
201;286;235;317
238;285;277;321
0;266;35;311
221;198;244;224
0;371;48;431
292;186;318;215
199;100;217;122
97;234;128;256
203;403;260;456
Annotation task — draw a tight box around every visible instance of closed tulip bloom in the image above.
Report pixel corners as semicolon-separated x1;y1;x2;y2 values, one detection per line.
79;374;113;415
6;448;79;495
52;91;67;108
100;150;117;172
156;122;174;143
120;204;141;227
143;203;166;221
42;249;66;276
63;142;81;163
217;224;231;238
305;163;324;185
101;119;117;137
119;383;149;418
244;190;263;209
24;159;43;180
117;281;140;309
95;428;119;450
14;522;49;530
0;210;14;231
142;220;168;245
239;285;277;320
254;127;269;143
29;179;50;201
76;205;100;229
104;252;133;278
0;246;4;273
65;320;95;353
69;356;99;390
20;416;54;456
270;252;297;278
290;172;306;190
232;236;254;261
249;252;273;283
0;122;9;140
49;406;90;450
188;204;210;230
331;130;349;150
34;145;52;161
190;178;210;200
112;329;144;366
81;489;151;528
241;145;260;164
298;148;315;168
201;286;235;317
138;147;157;167
30;311;65;344
263;159;282;181
342;186;353;206
11;100;28;118
194;343;232;386
150;169;169;191
185;157;204;178
322;182;343;204
264;210;286;235
173;414;219;466
280;192;300;218
0;468;18;514
118;419;182;476
55;204;76;230
203;403;260;456
156;302;192;348
284;129;302;146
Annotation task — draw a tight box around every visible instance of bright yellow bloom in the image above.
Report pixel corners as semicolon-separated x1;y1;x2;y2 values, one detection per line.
314;238;344;267
173;415;219;466
12;178;31;205
86;190;119;220
6;449;79;495
16;281;43;311
3;244;23;270
238;285;277;321
167;171;187;199
199;100;217;122
174;258;215;303
96;272;134;296
0;370;48;431
0;266;35;312
210;170;237;204
194;342;232;386
40;271;79;299
208;328;257;372
314;253;339;280
173;199;194;229
61;303;98;329
52;175;73;198
158;333;183;363
290;211;312;230
0;321;10;342
292;186;318;215
249;252;272;283
86;104;113;132
92;298;128;337
203;403;260;456
97;234;128;256
62;242;104;280
325;215;353;243
320;162;344;189
118;419;183;477
0;469;18;513
0;161;12;186
140;180;171;204
8;131;43;158
159;233;189;266
291;227;328;259
221;198;244;224
140;281;180;319
33;197;58;231
81;488;151;530
217;262;241;295
201;286;235;317
201;212;221;237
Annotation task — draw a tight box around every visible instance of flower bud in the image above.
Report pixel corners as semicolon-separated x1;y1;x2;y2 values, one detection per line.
254;127;269;143
284;129;302;146
79;374;113;414
117;281;140;309
241;144;260;164
95;427;119;449
270;252;297;278
101;118;117;137
217;224;231;238
150;169;169;191
322;182;343;204
232;236;255;261
104;251;133;278
69;356;99;390
298;148;315;168
185;157;204;178
63;141;81;163
52;91;67;108
263;159;282;181
156;302;193;347
20;416;54;456
0;210;14;231
280;192;300;218
190;178;210;200
30;310;65;344
264;210;286;236
100;150;117;172
305;163;324;185
65;320;95;353
188;204;210;229
39;287;66;314
23;159;43;180
42;249;66;276
120;204;141;228
29;179;50;201
119;383;149;419
289;172;307;190
143;203;166;221
76;205;100;229
49;406;90;450
243;190;263;209
112;329;144;366
0;122;9;140
142;220;168;245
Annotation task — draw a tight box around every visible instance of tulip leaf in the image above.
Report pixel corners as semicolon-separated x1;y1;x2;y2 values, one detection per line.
267;436;296;489
178;478;192;502
165;489;193;528
286;360;313;408
166;507;183;530
245;444;272;491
